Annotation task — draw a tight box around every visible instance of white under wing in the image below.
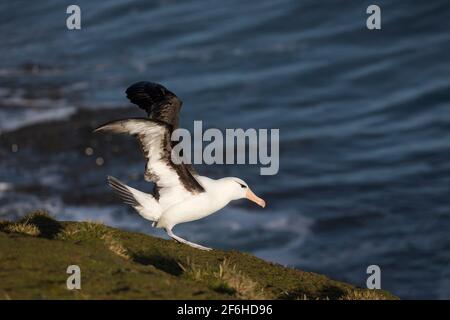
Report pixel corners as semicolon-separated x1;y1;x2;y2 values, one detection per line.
96;119;198;211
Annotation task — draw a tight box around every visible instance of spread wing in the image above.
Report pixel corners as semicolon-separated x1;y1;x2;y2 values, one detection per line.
94;119;205;196
125;81;199;178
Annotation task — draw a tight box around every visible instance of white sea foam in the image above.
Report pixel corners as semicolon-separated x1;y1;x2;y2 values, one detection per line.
0;182;11;192
0;106;76;132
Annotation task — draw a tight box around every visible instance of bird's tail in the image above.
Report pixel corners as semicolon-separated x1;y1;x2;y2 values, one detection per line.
107;176;161;222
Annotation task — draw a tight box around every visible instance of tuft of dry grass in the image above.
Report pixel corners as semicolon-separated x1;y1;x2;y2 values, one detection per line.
19;210;52;224
215;259;267;299
178;258;208;281
179;258;268;299
57;220;109;241
57;220;131;260
280;292;331;300
0;211;52;237
5;223;40;236
101;232;131;260
339;289;389;300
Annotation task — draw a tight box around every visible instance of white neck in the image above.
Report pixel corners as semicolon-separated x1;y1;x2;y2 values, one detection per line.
197;176;239;208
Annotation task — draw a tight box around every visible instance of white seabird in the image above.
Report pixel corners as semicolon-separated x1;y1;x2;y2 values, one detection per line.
95;81;265;251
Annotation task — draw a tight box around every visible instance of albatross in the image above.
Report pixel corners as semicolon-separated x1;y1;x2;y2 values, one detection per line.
95;81;265;251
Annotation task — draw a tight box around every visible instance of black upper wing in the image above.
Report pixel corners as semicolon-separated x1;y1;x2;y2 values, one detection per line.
126;81;182;130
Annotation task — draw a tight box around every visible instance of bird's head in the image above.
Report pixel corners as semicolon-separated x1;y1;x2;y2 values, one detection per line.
222;177;266;208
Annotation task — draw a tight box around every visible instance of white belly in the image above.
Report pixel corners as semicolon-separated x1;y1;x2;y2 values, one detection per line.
156;193;228;229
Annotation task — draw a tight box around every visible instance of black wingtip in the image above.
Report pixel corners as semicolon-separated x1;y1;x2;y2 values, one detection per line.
125;81;173;101
124;81;182;130
125;81;180;114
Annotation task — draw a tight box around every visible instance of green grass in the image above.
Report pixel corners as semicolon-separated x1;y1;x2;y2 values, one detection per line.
0;211;398;300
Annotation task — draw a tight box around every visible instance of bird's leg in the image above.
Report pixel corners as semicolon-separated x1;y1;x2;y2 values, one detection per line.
166;229;212;251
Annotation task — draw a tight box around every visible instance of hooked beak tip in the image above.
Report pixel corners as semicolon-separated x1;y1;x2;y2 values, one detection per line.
246;189;266;208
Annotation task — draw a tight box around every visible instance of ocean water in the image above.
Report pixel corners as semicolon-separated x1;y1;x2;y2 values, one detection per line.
1;0;450;299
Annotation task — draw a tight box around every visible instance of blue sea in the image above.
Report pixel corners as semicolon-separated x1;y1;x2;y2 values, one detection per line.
0;0;449;299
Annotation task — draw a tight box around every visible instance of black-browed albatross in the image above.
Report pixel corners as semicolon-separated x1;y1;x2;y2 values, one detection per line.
95;81;265;251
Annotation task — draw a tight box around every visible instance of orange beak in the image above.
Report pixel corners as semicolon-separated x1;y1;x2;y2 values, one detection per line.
246;189;266;208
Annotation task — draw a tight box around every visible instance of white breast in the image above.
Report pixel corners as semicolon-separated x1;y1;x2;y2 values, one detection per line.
156;176;231;229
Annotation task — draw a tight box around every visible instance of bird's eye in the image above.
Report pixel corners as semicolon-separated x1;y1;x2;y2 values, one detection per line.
239;183;246;188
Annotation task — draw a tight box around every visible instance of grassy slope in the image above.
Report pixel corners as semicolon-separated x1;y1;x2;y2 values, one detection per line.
0;212;398;300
